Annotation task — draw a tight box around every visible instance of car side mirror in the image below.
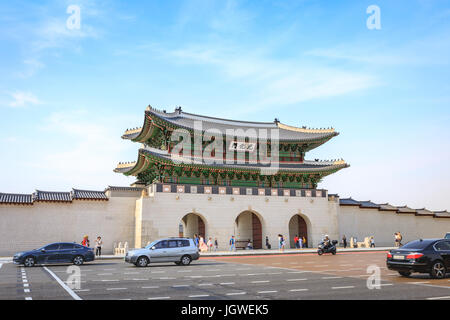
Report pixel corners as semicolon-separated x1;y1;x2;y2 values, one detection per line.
151;246;156;250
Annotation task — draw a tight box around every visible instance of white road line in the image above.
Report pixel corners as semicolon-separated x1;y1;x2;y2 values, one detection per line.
287;278;307;282
131;278;149;281
159;277;176;280
142;286;159;289
24;289;30;293
189;294;210;298
332;286;355;290
101;280;119;282
106;288;127;291
124;272;139;275
289;289;309;292
268;272;282;275
151;271;165;273
25;297;32;300
258;290;277;294
74;289;90;292
98;273;113;276
23;283;29;287
22;279;28;283
198;283;213;286
172;285;190;288
426;296;450;300
178;270;192;273
226;292;246;296
322;276;342;279
251;280;270;283
148;296;170;300
220;282;235;285
43;266;82;300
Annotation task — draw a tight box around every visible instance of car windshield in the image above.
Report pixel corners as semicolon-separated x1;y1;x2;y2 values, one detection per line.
400;240;432;250
145;241;158;249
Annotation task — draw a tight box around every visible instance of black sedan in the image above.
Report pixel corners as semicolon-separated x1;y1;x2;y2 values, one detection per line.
13;242;95;267
386;238;450;279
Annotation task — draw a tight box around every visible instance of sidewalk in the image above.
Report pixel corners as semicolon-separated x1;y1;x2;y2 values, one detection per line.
1;247;393;262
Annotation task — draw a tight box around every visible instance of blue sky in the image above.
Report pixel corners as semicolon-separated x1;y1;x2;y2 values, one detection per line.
1;0;450;210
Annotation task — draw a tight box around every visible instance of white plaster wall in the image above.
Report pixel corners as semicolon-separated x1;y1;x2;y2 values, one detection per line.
338;206;450;246
0;197;137;256
138;192;338;250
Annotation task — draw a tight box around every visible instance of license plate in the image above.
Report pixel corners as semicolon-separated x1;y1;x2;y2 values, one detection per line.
393;255;405;260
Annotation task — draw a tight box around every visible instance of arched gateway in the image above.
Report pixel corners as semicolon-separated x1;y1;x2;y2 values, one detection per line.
288;214;309;248
180;213;206;238
235;211;263;249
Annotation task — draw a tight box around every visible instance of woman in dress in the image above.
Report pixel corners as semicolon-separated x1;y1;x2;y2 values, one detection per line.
199;235;208;252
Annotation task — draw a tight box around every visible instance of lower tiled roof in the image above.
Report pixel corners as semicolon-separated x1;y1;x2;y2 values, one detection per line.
0;193;33;204
0;188;109;204
339;198;449;219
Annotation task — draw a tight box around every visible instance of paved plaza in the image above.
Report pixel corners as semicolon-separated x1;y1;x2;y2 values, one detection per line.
1;251;449;300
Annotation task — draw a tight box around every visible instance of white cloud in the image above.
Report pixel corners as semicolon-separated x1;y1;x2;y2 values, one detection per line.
8;91;41;108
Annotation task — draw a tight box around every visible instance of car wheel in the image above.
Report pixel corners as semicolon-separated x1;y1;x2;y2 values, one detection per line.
180;255;192;266
398;271;411;277
73;256;84;266
136;256;149;267
430;260;446;279
23;256;35;267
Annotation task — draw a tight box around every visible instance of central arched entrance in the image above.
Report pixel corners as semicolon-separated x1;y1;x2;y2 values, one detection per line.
288;214;308;248
180;213;206;238
235;211;263;249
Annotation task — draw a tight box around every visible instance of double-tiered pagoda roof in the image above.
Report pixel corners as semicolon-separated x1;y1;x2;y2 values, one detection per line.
116;106;349;189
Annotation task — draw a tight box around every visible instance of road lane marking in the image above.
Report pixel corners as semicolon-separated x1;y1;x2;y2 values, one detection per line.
25;297;32;300
258;290;277;294
322;276;342;279
287;278;307;282
189;294;210;298
74;289;90;292
226;292;246;296
100;280;119;282
142;286;159;289
172;285;190;288
220;282;235;285
198;283;213;286
106;288;127;291
43;266;82;300
426;296;450;300
289;289;309;292
251;280;270;283
98;273;113;276
332;286;355;290
148;296;170;300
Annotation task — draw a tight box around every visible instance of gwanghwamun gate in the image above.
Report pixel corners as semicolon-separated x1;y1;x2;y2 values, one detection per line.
1;106;449;255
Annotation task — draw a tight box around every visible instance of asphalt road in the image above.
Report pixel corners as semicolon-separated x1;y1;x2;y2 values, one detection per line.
1;252;449;300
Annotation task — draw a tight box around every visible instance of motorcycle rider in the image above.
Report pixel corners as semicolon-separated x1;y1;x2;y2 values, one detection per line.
322;235;331;250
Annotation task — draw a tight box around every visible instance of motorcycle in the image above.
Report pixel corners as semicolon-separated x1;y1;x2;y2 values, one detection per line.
317;240;338;255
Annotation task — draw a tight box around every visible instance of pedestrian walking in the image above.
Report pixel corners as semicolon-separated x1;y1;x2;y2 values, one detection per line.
214;238;218;251
193;234;199;248
207;237;213;252
370;236;375;248
294;235;299;249
265;236;271;249
95;236;103;256
299;236;303;249
199;235;208;252
342;235;347;248
229;235;236;251
81;235;90;247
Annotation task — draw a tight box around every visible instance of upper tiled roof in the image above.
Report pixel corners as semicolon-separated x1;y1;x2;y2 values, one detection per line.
434;210;450;218
123;106;339;142
0;193;33;205
359;200;380;209
396;206;417;214
105;186;144;192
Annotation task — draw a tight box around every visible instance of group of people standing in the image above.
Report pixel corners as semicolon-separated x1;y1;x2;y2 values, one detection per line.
193;234;218;252
293;235;307;249
81;235;103;256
